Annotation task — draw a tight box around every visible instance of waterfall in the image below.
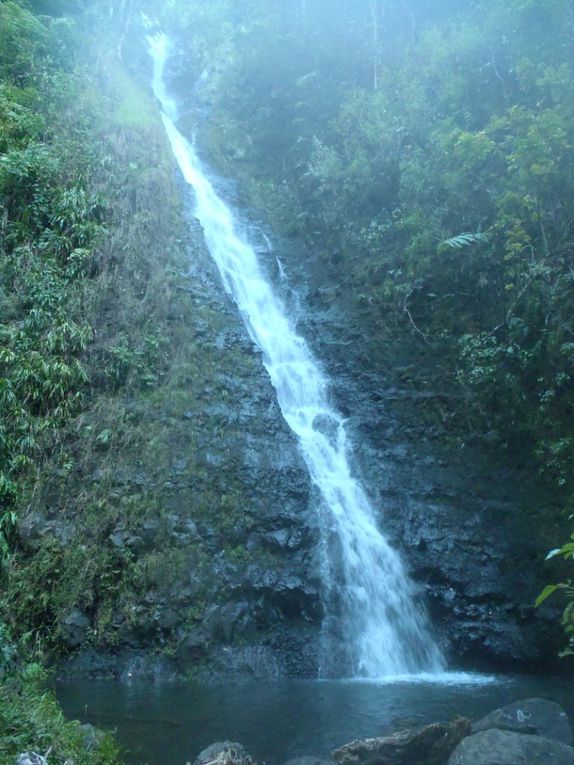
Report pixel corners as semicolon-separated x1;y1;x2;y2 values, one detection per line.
147;34;445;678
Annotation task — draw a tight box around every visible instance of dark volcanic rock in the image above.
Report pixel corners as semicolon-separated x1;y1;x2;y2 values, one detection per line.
472;698;573;744
333;719;471;765
447;729;574;765
51;197;322;680
271;227;568;670
18;512;74;548
61;610;91;649
177;626;210;661
203;602;254;643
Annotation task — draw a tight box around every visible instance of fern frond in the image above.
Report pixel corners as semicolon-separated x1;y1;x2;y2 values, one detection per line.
439;232;489;251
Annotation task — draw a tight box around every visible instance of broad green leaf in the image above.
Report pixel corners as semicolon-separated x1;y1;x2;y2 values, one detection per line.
535;584;558;607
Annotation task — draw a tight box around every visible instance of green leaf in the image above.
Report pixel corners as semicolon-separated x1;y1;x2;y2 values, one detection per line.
535;584;558;608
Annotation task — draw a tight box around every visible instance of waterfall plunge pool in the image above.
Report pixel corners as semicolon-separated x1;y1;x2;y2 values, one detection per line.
56;673;571;764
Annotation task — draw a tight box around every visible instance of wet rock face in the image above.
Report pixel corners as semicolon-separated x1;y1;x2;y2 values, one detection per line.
61;610;91;649
271;232;566;671
349;397;564;669
163;220;320;679
48;207;321;681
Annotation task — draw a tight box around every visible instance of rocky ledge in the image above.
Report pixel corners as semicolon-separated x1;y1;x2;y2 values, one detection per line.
189;697;574;765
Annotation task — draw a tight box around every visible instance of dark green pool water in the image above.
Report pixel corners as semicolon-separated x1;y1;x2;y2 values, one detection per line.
56;673;572;765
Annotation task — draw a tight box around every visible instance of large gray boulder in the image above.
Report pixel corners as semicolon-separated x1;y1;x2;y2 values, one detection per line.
332;719;471;765
447;729;574;765
472;697;573;744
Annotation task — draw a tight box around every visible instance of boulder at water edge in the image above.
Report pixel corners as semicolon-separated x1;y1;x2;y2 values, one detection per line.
471;697;573;744
447;728;574;765
193;741;253;765
332;718;471;765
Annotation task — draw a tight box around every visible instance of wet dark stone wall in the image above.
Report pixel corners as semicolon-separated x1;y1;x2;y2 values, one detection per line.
263;232;566;672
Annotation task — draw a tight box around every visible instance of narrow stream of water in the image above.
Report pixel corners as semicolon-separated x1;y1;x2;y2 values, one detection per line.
147;33;444;680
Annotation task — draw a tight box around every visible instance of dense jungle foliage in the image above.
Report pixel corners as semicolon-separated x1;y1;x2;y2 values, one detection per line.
0;1;177;760
0;627;121;765
0;0;109;759
2;2;574;757
152;0;574;650
2;5;314;758
0;0;90;557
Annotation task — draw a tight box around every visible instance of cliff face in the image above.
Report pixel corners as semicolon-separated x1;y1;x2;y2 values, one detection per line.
147;8;570;672
268;237;566;671
4;29;321;680
147;108;564;676
3;3;567;684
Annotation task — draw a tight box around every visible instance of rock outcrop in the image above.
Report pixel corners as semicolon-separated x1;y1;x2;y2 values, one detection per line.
471;697;573;744
7;52;321;681
447;729;574;765
273;231;567;670
332;698;574;765
332;719;471;765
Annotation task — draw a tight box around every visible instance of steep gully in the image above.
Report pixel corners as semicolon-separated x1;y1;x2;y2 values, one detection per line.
148;33;445;679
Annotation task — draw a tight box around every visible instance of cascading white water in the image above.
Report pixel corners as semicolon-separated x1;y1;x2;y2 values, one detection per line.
148;34;445;678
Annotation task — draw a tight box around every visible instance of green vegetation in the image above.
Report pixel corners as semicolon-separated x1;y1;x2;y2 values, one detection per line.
0;0;273;755
0;2;130;758
537;538;574;656
0;664;122;765
159;0;574;651
1;621;121;764
1;0;293;692
0;0;98;565
1;4;574;748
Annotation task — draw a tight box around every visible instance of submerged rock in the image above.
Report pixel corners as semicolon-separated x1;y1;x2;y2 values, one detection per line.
194;742;253;765
471;697;573;744
447;729;574;765
332;718;471;765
